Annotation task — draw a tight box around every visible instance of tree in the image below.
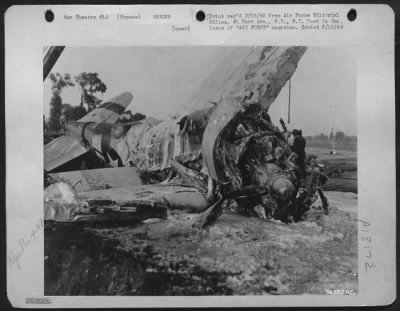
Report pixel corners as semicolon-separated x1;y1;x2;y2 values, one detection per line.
47;73;74;132
48;94;63;132
49;73;74;94
61;103;73;120
335;131;345;143
70;106;88;120
314;133;328;142
74;72;107;112
305;136;313;142
61;103;87;121
329;129;335;141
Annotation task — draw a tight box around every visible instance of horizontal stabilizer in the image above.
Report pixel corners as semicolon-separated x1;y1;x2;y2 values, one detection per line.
44;135;87;172
78;92;133;124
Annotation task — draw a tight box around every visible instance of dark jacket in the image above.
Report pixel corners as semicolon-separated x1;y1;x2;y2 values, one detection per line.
292;136;306;160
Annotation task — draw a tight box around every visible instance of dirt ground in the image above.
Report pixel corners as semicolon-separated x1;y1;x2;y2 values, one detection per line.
44;145;358;296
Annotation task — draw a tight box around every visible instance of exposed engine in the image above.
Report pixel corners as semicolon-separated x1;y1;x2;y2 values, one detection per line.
202;98;327;223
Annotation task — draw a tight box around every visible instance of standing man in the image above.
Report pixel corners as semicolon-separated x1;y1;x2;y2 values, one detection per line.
291;129;306;178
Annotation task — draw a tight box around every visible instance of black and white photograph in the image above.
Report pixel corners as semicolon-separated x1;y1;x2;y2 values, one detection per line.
43;46;358;296
5;4;395;308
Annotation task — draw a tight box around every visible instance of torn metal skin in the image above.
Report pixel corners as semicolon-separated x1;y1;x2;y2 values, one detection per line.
201;97;322;223
200;46;325;223
44;46;329;225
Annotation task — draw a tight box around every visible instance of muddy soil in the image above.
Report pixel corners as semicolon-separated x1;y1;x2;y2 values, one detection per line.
45;191;357;296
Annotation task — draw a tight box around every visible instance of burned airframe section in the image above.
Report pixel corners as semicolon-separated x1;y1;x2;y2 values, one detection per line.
45;46;329;224
44;46;358;295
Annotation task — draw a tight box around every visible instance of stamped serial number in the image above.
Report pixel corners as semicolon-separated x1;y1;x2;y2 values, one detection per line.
325;289;356;295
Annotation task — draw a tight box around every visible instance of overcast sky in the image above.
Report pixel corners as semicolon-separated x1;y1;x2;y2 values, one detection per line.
44;46;356;136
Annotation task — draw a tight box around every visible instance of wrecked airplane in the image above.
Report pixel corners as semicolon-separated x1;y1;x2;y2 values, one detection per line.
44;46;329;225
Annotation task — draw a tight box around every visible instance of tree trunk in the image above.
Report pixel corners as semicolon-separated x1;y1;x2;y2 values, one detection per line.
80;90;84;109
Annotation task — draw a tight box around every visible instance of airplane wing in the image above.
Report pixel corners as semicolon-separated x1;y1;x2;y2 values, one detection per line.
77;184;208;212
44;184;209;222
44;134;87;172
48;167;143;192
78;92;133;124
